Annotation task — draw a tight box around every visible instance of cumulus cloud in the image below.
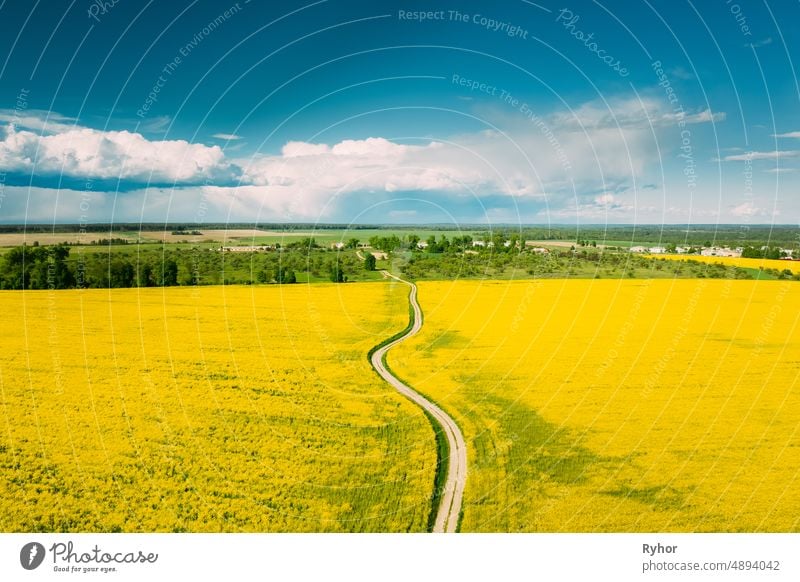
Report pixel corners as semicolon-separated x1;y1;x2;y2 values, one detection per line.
773;131;800;139
280;141;331;157
234;138;496;217
231;94;723;219
0;124;236;183
0;95;728;222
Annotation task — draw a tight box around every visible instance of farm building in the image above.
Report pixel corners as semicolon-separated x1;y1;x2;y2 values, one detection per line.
701;247;741;257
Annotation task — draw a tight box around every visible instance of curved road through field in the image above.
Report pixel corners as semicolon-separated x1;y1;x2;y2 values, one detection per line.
370;270;467;533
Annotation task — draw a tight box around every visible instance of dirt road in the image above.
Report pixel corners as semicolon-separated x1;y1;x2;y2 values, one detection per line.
369;271;467;533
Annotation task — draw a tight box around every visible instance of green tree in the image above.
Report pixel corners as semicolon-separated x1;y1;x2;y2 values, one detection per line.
109;259;135;288
766;246;782;260
28;246;50;289
364;253;376;271
329;258;346;282
1;246;28;289
276;265;295;284
426;235;438;253
50;245;75;288
161;259;179;286
137;262;155;287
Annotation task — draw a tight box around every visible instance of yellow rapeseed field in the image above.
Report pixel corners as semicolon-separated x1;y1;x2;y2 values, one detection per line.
389;279;800;532
654;254;800;274
0;283;435;532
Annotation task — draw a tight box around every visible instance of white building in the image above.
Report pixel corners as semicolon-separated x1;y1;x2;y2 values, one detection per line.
629;246;647;253
701;247;741;257
648;246;667;254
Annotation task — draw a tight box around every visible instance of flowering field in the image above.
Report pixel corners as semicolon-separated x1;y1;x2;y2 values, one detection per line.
654;254;800;275
0;283;435;532
388;279;800;532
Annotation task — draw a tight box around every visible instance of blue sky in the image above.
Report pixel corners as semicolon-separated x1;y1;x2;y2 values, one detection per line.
0;0;798;225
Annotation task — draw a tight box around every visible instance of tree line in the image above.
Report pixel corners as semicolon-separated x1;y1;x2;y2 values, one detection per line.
0;244;368;290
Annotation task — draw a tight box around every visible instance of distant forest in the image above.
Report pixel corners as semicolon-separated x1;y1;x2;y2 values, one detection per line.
0;223;797;248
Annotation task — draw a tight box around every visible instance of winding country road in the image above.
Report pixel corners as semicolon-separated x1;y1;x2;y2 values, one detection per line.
369;270;467;533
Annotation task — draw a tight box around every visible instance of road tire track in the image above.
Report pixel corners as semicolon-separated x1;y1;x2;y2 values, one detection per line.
369;270;467;533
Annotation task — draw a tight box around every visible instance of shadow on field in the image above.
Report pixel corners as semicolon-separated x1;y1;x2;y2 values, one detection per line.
462;392;689;521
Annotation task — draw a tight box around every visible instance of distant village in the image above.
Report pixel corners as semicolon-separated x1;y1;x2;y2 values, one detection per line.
627;244;798;260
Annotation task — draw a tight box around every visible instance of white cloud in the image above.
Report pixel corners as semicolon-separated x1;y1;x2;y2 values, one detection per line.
211;133;242;140
669;66;695;80
0;109;77;133
235;138;495;217
139;115;171;135
773;131;800;139
194;125;581;219
0;124;234;183
280;141;331;157
720;150;800;161
730;201;761;217
749;37;773;48
595;192;617;206
667;109;725;124
0;96;731;222
548;97;724;131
